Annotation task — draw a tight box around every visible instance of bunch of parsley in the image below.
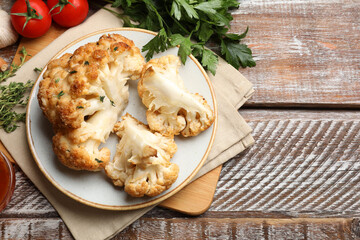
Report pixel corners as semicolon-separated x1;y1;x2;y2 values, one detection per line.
104;0;256;75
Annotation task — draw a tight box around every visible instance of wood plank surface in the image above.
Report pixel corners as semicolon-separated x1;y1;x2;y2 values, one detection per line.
1;0;360;107
160;165;223;215
231;0;360;107
1;216;358;240
215;110;360;218
1;110;360;238
1;0;360;239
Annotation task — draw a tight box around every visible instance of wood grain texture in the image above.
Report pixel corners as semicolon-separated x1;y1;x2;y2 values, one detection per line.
1;0;360;239
1;110;359;239
1;0;360;108
232;0;360;107
1;216;358;240
160;166;222;215
117;217;360;240
0;216;358;240
213;118;360;218
0;218;72;239
1;167;57;218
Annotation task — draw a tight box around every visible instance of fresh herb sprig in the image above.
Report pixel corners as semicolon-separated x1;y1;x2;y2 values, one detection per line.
104;0;256;74
0;80;34;133
0;47;30;83
34;67;43;72
0;47;34;133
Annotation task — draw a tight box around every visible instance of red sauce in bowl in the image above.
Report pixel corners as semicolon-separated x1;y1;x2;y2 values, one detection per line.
0;152;15;212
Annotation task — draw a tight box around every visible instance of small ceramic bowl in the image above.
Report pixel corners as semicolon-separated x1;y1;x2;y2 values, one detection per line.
0;151;16;213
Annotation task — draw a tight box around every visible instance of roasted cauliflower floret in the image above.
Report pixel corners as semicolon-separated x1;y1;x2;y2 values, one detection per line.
37;34;145;171
105;113;179;197
138;55;214;137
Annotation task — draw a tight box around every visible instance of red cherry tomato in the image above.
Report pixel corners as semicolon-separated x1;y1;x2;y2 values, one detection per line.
11;0;52;38
47;0;89;28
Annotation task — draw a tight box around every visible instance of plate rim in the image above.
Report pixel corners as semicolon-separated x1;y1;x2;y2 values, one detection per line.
26;27;218;210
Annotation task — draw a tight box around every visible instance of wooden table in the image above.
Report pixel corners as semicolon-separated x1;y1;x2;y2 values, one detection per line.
1;0;359;239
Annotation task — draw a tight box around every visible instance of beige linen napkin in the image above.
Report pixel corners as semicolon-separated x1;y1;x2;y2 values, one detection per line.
0;6;254;240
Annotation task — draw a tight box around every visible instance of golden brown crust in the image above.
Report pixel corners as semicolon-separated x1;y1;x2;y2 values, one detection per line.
52;131;110;171
38;34;145;171
138;55;214;137
38;34;144;129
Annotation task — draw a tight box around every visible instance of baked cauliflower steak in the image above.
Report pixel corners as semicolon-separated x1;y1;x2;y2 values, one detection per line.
37;34;145;171
138;55;214;137
105;113;179;197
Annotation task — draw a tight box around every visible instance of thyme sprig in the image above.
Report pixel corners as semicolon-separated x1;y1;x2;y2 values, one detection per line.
0;47;30;83
0;80;34;132
0;47;34;133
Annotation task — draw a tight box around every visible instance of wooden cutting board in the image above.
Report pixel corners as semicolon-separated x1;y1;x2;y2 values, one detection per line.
0;25;221;215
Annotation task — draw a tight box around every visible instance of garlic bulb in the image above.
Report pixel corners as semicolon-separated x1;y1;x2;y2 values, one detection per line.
0;8;18;49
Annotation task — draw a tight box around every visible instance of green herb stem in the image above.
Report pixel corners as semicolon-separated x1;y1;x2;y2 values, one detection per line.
100;0;255;74
0;47;33;133
0;47;30;83
0;80;34;132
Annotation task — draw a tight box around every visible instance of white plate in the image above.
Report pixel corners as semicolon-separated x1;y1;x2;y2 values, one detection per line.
26;28;217;210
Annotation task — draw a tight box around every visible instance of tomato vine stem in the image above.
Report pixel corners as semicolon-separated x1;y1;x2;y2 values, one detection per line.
11;0;43;31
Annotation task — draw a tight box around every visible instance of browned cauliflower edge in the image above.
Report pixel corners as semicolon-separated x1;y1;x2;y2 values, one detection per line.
105;113;179;197
138;55;215;137
37;33;145;171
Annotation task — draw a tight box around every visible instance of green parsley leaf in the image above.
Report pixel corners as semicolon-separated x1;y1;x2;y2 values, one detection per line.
221;40;256;69
55;78;60;83
178;37;192;64
57;91;65;98
111;0;122;8
99;96;105;102
95;158;103;163
225;27;249;41
69;70;77;74
169;33;185;46
114;46;118;51
107;0;256;74
110;100;115;106
176;0;198;19
170;1;181;20
206;11;232;27
201;48;218;75
84;61;89;65
169;34;192;64
76;106;84;109
142;28;170;61
221;0;239;8
198;23;214;42
195;0;222;15
33;67;43;73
